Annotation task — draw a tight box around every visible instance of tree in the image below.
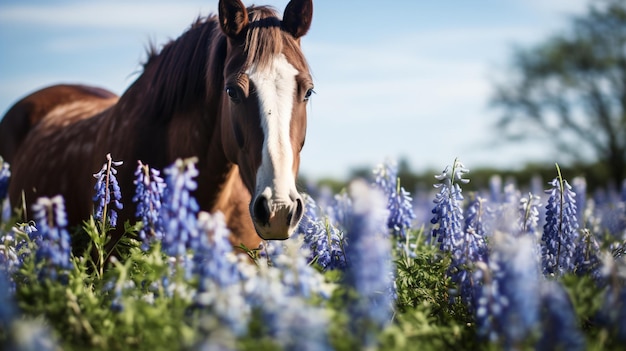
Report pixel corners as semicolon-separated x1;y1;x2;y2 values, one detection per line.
491;0;626;186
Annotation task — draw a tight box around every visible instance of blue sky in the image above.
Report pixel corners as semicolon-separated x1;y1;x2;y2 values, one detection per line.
0;0;590;179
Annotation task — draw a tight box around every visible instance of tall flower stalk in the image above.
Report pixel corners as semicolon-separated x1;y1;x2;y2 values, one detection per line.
431;158;469;252
242;240;331;351
519;192;542;238
541;165;579;276
133;161;166;250
193;211;248;340
297;195;346;270
343;179;394;348
93;153;123;227
0;157;10;222
31;195;72;282
473;235;541;347
160;157;200;259
454;194;488;307
373;161;416;247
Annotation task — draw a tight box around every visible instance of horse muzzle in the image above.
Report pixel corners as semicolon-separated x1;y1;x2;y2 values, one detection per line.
251;190;304;240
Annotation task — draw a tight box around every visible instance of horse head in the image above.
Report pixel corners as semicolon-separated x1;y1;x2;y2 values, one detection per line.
217;0;313;240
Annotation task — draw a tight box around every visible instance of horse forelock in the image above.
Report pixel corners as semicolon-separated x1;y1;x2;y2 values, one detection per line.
243;6;309;73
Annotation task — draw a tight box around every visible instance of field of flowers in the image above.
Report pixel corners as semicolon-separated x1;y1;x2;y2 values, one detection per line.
1;154;625;350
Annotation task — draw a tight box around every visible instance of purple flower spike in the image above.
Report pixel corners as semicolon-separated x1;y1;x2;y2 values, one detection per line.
160;158;200;258
31;195;72;282
431;159;469;252
542;176;579;276
373;161;416;243
343;179;394;346
132;161;166;250
297;195;346;270
93;153;123;227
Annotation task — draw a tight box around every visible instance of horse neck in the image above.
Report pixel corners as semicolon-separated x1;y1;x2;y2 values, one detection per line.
101;18;228;165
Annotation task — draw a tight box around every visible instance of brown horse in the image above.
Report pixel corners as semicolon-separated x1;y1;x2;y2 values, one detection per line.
0;0;314;252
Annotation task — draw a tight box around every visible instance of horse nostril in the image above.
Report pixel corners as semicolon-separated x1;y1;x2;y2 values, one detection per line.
253;196;270;226
286;198;304;227
294;197;304;223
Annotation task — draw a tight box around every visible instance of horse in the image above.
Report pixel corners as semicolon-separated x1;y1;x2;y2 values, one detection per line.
0;0;314;253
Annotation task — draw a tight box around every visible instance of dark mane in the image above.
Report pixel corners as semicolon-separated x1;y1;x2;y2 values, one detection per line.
135;15;225;122
142;16;210;68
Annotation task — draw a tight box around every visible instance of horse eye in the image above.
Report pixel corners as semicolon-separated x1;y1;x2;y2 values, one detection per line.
304;88;314;102
225;87;240;102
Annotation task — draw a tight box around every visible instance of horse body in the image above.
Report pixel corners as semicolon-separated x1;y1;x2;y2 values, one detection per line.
0;0;314;252
0;84;117;165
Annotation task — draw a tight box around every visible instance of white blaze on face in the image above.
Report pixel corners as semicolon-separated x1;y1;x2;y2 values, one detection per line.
248;53;298;203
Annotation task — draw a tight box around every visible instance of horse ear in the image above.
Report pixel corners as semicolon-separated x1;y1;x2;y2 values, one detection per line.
218;0;249;38
282;0;313;39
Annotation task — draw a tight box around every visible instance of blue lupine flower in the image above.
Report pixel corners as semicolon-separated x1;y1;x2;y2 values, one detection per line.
464;195;490;252
0;268;16;330
488;174;502;204
133;161;166;250
102;274;137;313
343;179;394;346
0;156;9;201
0;232;19;272
0;157;10;222
326;191;352;233
596;253;626;340
598;284;626;341
269;300;331;351
160;158;200;258
573;229;602;280
193;211;249;336
373;161;417;244
473;235;541;347
537;281;586;351
589;187;625;237
242;241;331;351
589;185;626;247
542;176;579;276
519;192;542;238
102;279;125;313
387;186;416;242
31;195;72;282
264;238;328;299
449;195;488;308
431;159;469;252
493;182;522;234
7;319;59;351
93;153;123;227
372;160;398;197
297;195;346;270
0;223;34;292
246;285;331;351
530;174;545;201
194;211;241;288
572;177;587;226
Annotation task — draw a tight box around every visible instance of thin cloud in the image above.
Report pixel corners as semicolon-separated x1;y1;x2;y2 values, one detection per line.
518;0;589;18
0;1;215;31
